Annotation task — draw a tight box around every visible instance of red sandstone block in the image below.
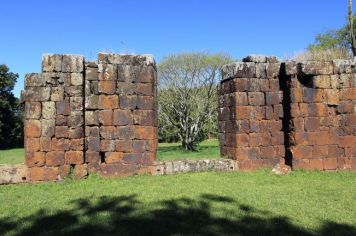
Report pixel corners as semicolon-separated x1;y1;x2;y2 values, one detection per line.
340;88;356;100
117;126;135;140
309;158;324;170
99;163;136;176
260;132;271;146
269;79;279;91
234;133;249;147
133;140;147;153
98;80;116;94
119;95;137;110
338;101;354;113
290;88;303;103
260;146;276;159
312;145;329;158
234;106;253;120
29;167;59;181
113;109;133;126
26;138;40;152
134;126;155;140
233;92;248;106
291;146;313;159
100;126;117;140
304;117;320;132
85;151;100;163
309;103;326;117
56;98;70;116
248;92;264;106
133;110;156;126
291;118;304;131
55;126;69;138
260;79;269;91
136;96;154;110
233;78;249;92
115;140;133;153
276;145;285;158
99;110;113;126
265;106;274;120
259;120;269;133
339;136;356;147
86;137;100;151
290;103;300;118
105;152;124;163
25;120;41;138
69;127;83;139
136;83;154;96
292;159;310;170
292;132;309;145
328;145;344;158
58;165;71;179
69;139;84;151
235;147;248;161
55;115;67;126
46;151;65;166
309;131;330;145
271;131;284;145
303;88;324;103
100;139;115;152
40;137;51;151
99;63;117;80
323;158;338;170
65;151;84;165
249;120;259;133
249;133;260;147
98;95;119;109
299;103;309;117
26;152;45;167
51;138;70;151
346;114;356;126
265;92;280;105
74;164;88;179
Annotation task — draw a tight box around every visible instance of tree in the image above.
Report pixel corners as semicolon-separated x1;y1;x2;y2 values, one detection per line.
349;0;356;56
158;53;232;150
0;65;23;149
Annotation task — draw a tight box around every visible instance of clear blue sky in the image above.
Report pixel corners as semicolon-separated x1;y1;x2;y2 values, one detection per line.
0;0;350;97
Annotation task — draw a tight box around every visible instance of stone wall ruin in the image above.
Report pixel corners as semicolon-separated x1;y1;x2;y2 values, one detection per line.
21;53;158;181
218;55;356;171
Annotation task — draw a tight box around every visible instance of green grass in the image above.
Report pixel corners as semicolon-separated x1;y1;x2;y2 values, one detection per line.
157;139;220;161
0;170;355;235
0;139;220;165
0;148;24;165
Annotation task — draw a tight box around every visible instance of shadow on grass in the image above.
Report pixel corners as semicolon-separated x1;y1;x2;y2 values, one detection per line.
1;194;355;235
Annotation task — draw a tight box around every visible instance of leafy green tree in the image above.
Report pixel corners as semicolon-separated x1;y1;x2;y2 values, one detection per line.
0;65;23;149
158;53;232;150
308;13;355;55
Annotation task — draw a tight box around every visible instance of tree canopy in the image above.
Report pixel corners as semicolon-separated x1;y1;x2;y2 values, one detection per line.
0;65;23;149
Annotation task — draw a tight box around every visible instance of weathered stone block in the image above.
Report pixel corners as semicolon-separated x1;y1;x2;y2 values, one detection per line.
99;95;119;109
22;87;50;102
98;80;116;94
42;102;56;119
42;54;62;72
25;120;41;138
70;97;83;111
51;87;64;101
99;110;113;126
62;54;84;73
113;110;133;126
98;63;117;80
248;92;264;106
312;75;331;88
55;126;69;138
25;73;45;87
105;152;123;163
65;151;84;164
46;151;65;166
41;119;55;137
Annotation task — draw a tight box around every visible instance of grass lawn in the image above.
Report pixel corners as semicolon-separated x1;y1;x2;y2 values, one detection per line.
0;139;220;165
0;148;24;165
157;139;220;161
0;170;355;235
